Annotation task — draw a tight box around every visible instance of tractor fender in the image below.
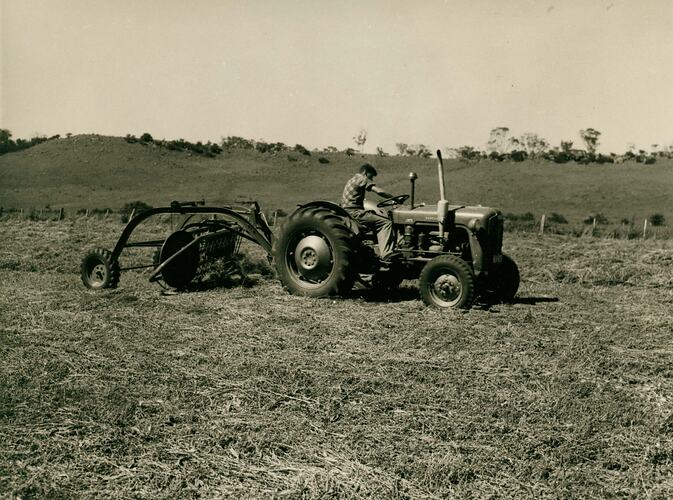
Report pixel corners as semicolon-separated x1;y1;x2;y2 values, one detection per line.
293;201;362;234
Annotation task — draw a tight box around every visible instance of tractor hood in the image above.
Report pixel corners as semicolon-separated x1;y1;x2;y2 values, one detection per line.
390;204;501;226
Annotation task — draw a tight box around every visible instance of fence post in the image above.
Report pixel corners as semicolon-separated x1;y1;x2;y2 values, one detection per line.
58;207;64;220
539;214;545;235
273;210;278;226
643;218;648;239
85;208;89;218
104;209;109;219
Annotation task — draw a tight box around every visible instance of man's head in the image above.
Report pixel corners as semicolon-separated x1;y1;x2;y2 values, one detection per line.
359;163;377;181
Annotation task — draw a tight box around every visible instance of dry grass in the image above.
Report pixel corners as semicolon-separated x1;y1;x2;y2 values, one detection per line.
2;219;673;498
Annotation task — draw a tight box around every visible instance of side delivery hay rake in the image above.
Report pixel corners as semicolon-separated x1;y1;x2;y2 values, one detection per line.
80;200;273;291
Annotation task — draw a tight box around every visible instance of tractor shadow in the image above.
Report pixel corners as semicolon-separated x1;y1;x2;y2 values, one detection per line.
353;284;560;308
473;295;560;311
350;285;421;304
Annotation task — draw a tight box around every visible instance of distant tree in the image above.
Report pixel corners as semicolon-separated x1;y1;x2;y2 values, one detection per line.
139;132;154;143
519;133;549;158
323;146;338;153
395;143;408;156
353;129;367;152
509;149;528;162
0;129;14;154
443;148;460;159
579;128;601;154
456;146;480;161
486;127;512;155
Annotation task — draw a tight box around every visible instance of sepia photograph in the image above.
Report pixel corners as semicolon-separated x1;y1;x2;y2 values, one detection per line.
1;0;672;497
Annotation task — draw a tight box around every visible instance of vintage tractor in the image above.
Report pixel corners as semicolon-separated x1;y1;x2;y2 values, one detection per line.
81;151;518;309
272;150;519;309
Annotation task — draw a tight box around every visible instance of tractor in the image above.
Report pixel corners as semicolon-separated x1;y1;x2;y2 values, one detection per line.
80;151;519;309
272;150;519;308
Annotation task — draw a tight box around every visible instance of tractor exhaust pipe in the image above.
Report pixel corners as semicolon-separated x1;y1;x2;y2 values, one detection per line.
436;150;449;240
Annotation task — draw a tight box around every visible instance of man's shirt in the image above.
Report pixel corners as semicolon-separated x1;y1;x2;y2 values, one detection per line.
341;173;375;210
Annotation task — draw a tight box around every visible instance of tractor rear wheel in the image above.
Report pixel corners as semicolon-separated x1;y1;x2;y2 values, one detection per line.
481;254;520;303
273;207;357;297
81;248;120;289
419;255;475;309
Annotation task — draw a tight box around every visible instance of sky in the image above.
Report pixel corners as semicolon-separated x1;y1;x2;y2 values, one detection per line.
1;0;673;154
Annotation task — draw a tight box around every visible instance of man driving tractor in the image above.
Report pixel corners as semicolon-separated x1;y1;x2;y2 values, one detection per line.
341;163;397;261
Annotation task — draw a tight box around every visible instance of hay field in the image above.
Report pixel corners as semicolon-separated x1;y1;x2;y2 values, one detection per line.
1;218;673;498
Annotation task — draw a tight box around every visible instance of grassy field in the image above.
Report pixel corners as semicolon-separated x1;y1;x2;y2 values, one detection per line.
1;135;672;225
2;218;673;497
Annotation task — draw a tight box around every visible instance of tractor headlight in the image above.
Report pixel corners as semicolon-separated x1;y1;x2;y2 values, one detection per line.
467;218;483;232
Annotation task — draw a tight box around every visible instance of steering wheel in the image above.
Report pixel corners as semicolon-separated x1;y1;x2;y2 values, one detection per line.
377;194;410;207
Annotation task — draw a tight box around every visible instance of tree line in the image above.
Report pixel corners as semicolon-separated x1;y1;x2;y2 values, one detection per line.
442;127;667;164
1;127;671;165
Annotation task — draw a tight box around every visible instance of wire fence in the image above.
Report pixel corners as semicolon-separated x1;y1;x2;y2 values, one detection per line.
0;207;670;240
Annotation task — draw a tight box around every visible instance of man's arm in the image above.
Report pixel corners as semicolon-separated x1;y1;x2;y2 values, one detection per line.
371;185;394;199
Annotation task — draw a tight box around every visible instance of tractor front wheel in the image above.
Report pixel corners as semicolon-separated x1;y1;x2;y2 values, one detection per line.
419;255;475;309
81;248;120;289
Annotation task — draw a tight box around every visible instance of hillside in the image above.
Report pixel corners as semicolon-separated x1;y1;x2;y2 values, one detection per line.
1;134;672;223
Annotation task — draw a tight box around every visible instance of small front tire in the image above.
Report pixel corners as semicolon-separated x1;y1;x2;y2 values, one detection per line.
81;248;120;289
419;255;475;309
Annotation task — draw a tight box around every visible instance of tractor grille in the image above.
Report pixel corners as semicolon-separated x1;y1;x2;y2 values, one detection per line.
482;214;504;265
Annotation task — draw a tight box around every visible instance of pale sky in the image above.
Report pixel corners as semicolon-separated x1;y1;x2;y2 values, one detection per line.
1;0;672;153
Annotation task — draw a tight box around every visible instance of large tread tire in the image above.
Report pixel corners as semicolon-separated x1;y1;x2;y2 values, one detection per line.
273;207;357;297
419;255;475;309
482;254;520;303
81;248;120;290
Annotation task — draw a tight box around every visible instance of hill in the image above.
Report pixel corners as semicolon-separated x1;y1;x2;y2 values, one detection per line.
1;134;671;223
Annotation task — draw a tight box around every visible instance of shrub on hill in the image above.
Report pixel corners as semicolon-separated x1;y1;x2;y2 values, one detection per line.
548;212;568;224
120;201;153;223
221;136;255;150
584;213;609;225
649;213;666;226
255;141;288;154
0;129;53;155
294;144;311;156
506;212;535;221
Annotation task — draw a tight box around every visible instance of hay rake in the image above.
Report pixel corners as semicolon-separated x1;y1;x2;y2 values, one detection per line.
80;200;273;290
